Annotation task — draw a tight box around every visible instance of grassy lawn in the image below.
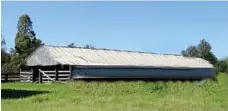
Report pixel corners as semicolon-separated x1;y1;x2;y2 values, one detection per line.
1;73;228;111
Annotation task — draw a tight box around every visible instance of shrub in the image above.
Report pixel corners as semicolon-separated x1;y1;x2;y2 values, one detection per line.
215;58;228;74
151;83;168;93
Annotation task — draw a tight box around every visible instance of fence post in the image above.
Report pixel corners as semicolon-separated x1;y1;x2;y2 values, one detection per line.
5;74;8;82
19;69;21;82
55;66;59;81
39;70;43;83
32;68;35;83
69;65;72;80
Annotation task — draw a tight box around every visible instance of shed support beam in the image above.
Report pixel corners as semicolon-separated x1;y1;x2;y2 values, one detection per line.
69;65;72;80
39;70;43;83
32;68;35;82
55;66;59;81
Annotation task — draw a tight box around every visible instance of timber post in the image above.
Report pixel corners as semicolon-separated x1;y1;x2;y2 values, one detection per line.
5;74;8;82
39;70;42;83
69;65;72;80
55;66;59;81
32;68;36;82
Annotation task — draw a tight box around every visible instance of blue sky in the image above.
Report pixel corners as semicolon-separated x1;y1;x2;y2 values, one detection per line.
2;2;228;59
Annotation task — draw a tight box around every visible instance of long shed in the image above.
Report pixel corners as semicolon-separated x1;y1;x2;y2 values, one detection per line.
22;45;215;82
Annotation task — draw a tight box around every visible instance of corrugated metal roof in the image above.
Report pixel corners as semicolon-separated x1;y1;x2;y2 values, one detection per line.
26;45;214;68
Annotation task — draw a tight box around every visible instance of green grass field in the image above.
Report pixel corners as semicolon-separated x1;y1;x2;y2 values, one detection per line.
1;73;228;111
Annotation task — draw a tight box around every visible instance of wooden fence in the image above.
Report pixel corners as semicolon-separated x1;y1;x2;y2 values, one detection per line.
2;68;71;83
1;69;33;82
1;73;20;82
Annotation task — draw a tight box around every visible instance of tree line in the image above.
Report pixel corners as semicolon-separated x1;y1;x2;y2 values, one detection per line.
1;14;228;74
182;39;228;74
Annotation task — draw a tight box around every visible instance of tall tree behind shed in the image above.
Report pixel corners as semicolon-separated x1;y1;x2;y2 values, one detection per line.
197;39;217;65
181;39;217;65
181;45;200;57
2;14;42;73
15;14;42;56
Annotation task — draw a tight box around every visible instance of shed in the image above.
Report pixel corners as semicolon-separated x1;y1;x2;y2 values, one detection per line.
21;45;215;82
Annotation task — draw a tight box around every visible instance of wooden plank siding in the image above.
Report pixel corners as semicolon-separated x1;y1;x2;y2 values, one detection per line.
38;65;71;83
20;69;33;82
41;70;70;82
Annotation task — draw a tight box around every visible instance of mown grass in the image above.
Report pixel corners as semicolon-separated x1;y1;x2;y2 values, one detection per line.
1;73;228;111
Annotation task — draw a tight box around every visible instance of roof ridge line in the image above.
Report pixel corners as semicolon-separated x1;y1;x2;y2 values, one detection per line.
43;45;198;58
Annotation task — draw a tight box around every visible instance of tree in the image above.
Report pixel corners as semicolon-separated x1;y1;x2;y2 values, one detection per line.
66;43;95;49
197;39;217;65
84;44;95;49
216;58;228;74
200;51;217;65
1;36;10;68
181;50;188;57
15;14;42;56
216;60;227;72
1;34;6;49
181;39;217;65
2;14;42;73
182;45;200;57
67;43;76;48
197;39;211;53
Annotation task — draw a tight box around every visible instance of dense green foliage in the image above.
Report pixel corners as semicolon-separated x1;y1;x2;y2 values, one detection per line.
182;39;217;65
182;45;200;57
15;14;42;57
216;58;228;73
2;73;228;111
2;14;42;73
1;37;11;70
180;39;228;73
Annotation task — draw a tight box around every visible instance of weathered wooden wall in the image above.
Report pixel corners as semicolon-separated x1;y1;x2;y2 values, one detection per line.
20;69;33;82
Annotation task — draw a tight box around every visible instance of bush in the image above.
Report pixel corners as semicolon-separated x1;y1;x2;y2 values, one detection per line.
216;61;227;72
215;58;228;74
151;83;168;93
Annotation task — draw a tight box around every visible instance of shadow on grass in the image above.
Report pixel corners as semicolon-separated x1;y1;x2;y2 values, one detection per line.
1;89;50;99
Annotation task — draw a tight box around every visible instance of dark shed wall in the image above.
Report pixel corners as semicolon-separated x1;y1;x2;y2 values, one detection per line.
71;67;215;80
